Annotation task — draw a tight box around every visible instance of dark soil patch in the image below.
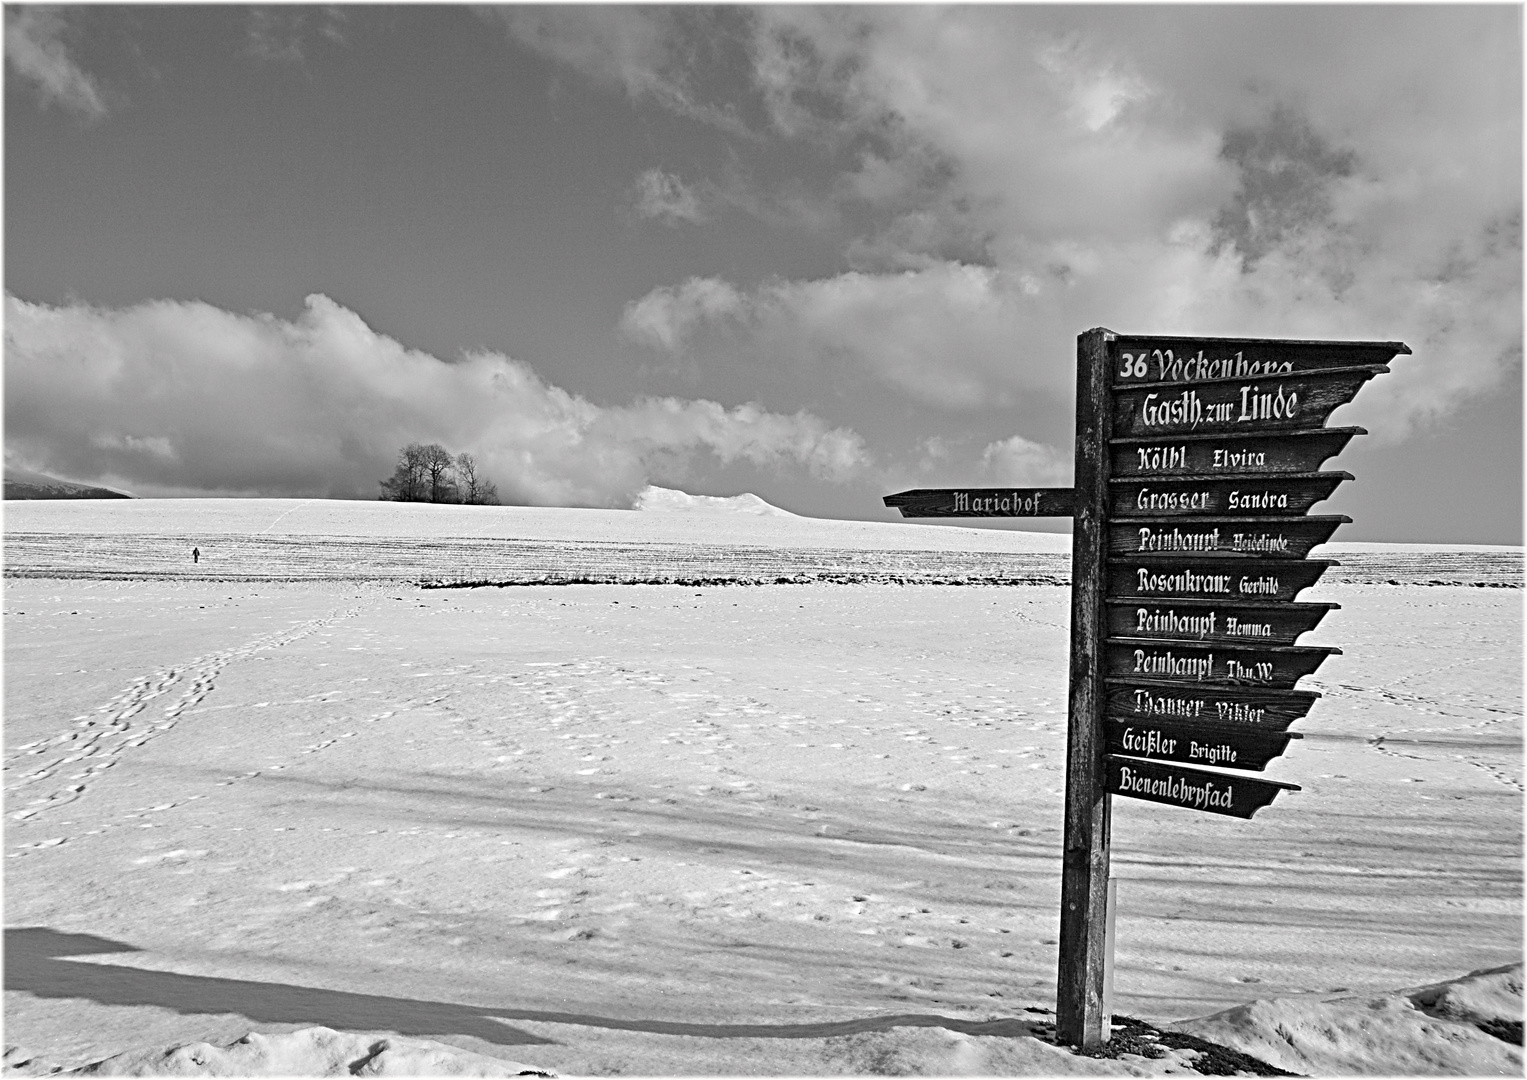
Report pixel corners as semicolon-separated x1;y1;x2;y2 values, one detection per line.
1066;1015;1301;1076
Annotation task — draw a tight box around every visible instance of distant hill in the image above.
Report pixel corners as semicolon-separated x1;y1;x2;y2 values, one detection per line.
4;467;133;500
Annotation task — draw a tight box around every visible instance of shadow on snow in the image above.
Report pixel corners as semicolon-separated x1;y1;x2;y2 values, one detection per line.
5;927;1051;1048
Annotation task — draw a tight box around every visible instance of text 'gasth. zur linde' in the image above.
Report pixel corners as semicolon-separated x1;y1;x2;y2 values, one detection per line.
1138;384;1301;429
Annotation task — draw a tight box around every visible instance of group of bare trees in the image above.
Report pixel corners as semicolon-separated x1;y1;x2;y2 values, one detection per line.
379;443;499;504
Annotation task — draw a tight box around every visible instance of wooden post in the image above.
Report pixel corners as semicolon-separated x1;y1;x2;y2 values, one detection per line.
1103;877;1117;1030
1057;327;1114;1048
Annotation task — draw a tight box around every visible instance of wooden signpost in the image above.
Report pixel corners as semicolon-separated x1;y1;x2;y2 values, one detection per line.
884;328;1405;1049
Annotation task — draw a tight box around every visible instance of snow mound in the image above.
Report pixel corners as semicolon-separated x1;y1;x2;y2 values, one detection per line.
634;485;797;517
807;1024;1209;1076
1173;962;1523;1076
67;1027;550;1077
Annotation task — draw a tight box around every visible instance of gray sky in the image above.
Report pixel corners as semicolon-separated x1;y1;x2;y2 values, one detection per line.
5;5;1521;543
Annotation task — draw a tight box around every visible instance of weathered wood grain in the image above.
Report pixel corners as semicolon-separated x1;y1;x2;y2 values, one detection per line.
1057;328;1114;1050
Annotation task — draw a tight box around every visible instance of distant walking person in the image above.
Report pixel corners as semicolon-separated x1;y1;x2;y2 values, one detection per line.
191;546;200;564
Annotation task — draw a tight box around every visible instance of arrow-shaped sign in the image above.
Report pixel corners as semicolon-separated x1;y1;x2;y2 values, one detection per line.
1106;755;1299;818
1105;717;1302;772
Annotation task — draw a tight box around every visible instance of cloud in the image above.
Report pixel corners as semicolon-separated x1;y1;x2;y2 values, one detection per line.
5;7;108;120
978;435;1071;487
492;7;757;137
243;7;348;65
497;7;675;100
632;169;707;225
879;432;1072;498
621;278;744;352
3;293;870;505
620;253;1240;411
1035;33;1151;133
1212;105;1359;268
596;7;1518;440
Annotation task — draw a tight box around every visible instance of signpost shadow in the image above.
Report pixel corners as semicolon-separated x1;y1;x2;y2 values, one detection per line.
5;927;1056;1048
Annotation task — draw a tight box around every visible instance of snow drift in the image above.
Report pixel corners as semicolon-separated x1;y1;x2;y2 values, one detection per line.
1174;962;1523;1076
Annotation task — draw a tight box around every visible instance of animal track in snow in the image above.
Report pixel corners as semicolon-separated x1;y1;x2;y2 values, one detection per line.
1314;679;1520;735
1462;755;1525;793
6;606;360;832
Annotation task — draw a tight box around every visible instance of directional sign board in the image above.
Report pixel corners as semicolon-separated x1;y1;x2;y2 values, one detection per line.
1104;598;1339;645
1104;718;1301;772
1108;472;1351;517
885;328;1404;1048
1110;427;1364;477
1110;367;1388;437
1105;639;1340;688
1104;755;1298;819
1108;516;1350;559
1105;680;1321;730
1108;556;1335;602
1111;337;1403;382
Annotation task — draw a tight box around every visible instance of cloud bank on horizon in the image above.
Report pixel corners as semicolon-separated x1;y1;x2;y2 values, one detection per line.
4;293;867;504
4;6;1519;513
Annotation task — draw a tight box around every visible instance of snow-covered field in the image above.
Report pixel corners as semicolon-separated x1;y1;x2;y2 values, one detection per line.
3;498;1521;1075
5;497;1520;587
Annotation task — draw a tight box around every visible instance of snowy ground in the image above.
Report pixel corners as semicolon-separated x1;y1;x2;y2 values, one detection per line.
3;499;1521;1075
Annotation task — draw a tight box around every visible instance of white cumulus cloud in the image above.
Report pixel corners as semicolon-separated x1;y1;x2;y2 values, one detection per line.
4;293;871;505
978;435;1071;487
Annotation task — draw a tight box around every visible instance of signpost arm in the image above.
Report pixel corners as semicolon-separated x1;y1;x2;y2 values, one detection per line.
1057;327;1115;1049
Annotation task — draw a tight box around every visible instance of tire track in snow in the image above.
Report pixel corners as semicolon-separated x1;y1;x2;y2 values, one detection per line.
6;606;361;828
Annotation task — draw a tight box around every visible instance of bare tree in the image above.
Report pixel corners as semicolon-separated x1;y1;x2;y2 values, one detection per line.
381;442;461;502
455;452;499;505
420;443;456;503
379;443;429;501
